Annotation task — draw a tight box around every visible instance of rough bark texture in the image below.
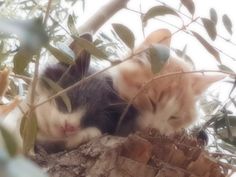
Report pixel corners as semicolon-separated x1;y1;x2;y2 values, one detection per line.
32;132;229;177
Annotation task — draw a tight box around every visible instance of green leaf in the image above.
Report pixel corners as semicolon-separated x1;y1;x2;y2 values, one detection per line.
180;0;195;16
0;125;18;157
201;18;217;40
42;77;72;113
0;18;48;51
67;14;78;36
214;115;236;145
191;31;221;63
46;44;75;65
210;8;218;25
143;6;180;24
73;36;107;59
174;47;195;69
222;14;233;35
7;157;48;177
0;41;4;52
93;39;103;46
218;64;235;73
148;44;170;74
20;114;38;154
81;0;85;12
99;32;113;42
112;23;135;50
13;48;34;75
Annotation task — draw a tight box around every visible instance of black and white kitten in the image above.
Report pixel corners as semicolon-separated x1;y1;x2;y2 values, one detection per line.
33;34;138;150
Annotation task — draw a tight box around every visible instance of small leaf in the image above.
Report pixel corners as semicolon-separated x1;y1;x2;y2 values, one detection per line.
67;15;78;36
0;41;4;52
201;18;217;40
210;8;218;24
180;0;195;16
99;32;113;42
7;157;48;177
148;44;170;74
143;6;180;24
93;39;103;46
0;67;10;97
218;64;234;73
222;14;233;35
214;115;236;145
181;44;187;58
20;113;38;154
0;18;48;51
46;44;75;65
191;31;221;63
81;0;85;12
13;48;34;75
174;47;195;69
0;125;18;157
112;23;135;50
42;77;72;113
73;36;107;59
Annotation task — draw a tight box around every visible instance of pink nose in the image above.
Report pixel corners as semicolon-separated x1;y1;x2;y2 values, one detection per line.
61;121;79;134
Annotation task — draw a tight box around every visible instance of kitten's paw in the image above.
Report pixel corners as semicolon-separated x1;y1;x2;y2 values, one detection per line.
65;127;102;149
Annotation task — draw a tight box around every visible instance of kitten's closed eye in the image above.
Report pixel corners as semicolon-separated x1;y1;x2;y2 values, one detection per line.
169;116;179;120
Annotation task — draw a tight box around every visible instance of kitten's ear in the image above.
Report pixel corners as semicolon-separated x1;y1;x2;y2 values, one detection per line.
135;29;171;53
70;33;92;76
192;74;226;95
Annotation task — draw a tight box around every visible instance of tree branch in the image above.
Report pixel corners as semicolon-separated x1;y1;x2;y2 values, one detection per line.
77;0;129;34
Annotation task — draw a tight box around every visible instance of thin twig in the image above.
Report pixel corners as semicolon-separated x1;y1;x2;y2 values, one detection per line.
155;0;236;47
43;0;53;25
29;0;53;108
125;7;236;61
211;152;236;158
10;73;32;82
31;0;70;35
29;53;40;108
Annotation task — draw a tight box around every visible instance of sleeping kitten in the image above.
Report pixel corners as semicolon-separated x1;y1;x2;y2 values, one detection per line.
111;29;225;135
32;34;138;150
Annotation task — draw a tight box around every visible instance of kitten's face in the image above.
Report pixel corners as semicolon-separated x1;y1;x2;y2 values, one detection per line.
34;83;85;141
135;58;224;135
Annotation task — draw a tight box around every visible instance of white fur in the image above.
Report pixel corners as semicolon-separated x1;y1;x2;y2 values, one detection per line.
34;84;86;142
65;127;102;149
137;96;197;135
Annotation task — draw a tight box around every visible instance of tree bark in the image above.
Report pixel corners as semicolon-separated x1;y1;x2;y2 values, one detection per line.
32;133;229;177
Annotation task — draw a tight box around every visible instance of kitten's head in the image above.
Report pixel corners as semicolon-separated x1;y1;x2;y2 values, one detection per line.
111;29;172;102
137;57;225;135
115;28;225;135
34;34;92;140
